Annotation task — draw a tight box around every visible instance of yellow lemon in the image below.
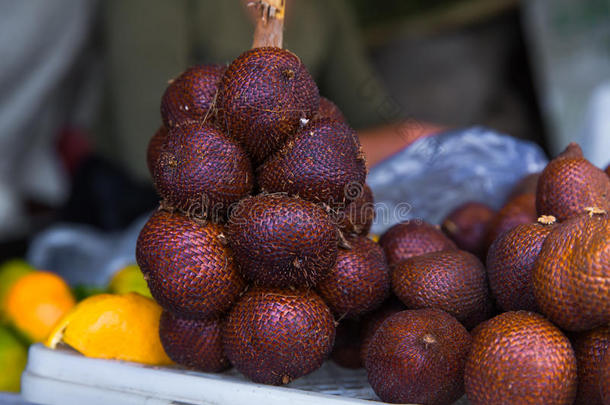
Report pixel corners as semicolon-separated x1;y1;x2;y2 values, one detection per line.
0;326;28;392
108;264;151;298
5;271;75;342
46;293;172;366
0;259;34;318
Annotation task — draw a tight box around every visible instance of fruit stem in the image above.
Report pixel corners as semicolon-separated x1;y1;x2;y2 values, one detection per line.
250;0;285;49
537;215;556;225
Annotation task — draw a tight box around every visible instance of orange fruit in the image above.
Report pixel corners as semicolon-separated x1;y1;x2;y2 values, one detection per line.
46;293;172;366
5;271;75;342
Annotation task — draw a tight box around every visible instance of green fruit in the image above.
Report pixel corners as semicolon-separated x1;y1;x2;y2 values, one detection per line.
0;259;34;319
108;264;152;298
0;326;28;392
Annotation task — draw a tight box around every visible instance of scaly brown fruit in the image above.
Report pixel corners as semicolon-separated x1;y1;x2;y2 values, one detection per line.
465;311;577;405
331;319;362;369
536;143;610;221
441;201;495;259
222;287;335;385
392;249;491;329
317;236;390;319
379;220;456;267
532;210;610;331
159;310;229;372
359;298;406;365
226;194;338;288
217;47;319;165
572;325;610;405
160;64;225;128
153;123;253;219
601;351;610;405
337;183;375;236
485;193;537;250
316;96;347;123
365;308;472;405
257;118;366;210
146;125;167;178
486;215;556;312
136;210;245;319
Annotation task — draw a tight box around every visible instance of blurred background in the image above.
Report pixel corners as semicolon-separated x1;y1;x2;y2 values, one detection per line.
0;0;609;258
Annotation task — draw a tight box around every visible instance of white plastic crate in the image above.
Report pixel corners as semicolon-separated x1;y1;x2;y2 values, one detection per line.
21;344;470;405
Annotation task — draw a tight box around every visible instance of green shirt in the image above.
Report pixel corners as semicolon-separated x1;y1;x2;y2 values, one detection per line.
98;0;389;180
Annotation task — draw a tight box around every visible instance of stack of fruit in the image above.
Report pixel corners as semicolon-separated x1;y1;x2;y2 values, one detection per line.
132;4;610;405
135;21;391;384
361;143;609;405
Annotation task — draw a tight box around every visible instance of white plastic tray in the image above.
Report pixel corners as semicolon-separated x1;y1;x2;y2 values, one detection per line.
21;344;469;405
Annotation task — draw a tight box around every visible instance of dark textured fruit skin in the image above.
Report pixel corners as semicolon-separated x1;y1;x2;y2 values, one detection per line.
392;249;491;329
136;210;245;319
532;212;610;331
331;319;362;369
217;47;319;165
601;351;610;405
606;164;610;178
257;118;367;210
153;123;253;219
537;143;610;221
222;287;335;385
485;192;537;250
486;219;554;312
365;308;472;405
226;194;338;288
508;172;541;200
159;311;229;372
379;220;456;267
441;201;494;258
572;325;610;405
316;97;347;123
359;298;406;364
146;126;167;177
317;236;390;318
465;311;577;405
160;64;225;128
338;183;375;236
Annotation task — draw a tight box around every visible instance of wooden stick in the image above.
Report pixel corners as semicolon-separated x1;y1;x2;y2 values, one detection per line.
250;0;285;49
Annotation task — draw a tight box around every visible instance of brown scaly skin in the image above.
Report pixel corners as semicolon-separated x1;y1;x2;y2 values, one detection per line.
222;287;335;385
217;47;319;165
532;210;610;331
146;125;168;179
486;216;556;312
465;311;577;405
379;220;456;267
153;122;253;220
136;210;245;319
226;194;338;288
317;236;390;319
159;311;229;372
536;143;610;221
315;96;347;124
392;249;492;330
441;201;495;259
508;172;541;200
331;319;363;369
365;308;472;405
257;118;367;211
572;325;610;405
601;351;610;405
359;298;405;365
160;64;226;129
485;192;537;251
